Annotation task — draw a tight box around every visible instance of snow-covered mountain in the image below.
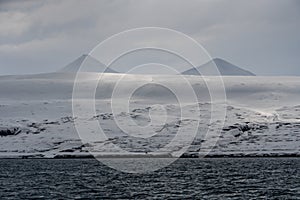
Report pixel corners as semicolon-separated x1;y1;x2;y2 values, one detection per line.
182;58;255;76
0;72;299;158
59;54;118;73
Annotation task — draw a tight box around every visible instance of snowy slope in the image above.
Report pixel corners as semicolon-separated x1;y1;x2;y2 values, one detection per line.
182;58;255;76
0;73;299;158
60;54;118;73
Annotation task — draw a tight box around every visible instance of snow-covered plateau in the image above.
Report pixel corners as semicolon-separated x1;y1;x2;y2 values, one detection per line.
0;72;299;158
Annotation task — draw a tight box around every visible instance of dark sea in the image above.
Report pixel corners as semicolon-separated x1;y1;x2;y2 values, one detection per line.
0;158;299;199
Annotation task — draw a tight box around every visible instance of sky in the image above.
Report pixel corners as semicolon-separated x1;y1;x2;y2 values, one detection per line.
0;0;299;75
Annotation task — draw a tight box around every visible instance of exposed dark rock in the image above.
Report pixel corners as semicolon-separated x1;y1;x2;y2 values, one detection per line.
61;116;74;123
0;128;21;137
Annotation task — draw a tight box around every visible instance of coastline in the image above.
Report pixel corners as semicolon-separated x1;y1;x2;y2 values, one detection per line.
0;152;299;159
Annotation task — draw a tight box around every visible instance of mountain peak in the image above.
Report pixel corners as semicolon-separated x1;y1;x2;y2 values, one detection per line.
182;58;255;76
212;57;224;61
59;54;118;73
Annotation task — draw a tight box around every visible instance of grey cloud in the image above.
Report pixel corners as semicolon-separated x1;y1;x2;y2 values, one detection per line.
0;0;299;75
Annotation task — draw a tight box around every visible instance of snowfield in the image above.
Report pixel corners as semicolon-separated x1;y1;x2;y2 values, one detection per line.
0;72;299;158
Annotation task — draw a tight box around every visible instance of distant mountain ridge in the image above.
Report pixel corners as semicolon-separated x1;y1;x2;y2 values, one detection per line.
182;58;255;76
59;54;118;73
60;55;254;76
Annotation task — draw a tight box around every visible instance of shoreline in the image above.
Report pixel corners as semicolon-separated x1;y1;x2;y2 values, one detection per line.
0;153;299;159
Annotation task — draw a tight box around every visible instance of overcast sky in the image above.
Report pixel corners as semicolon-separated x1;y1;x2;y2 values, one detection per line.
0;0;299;75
